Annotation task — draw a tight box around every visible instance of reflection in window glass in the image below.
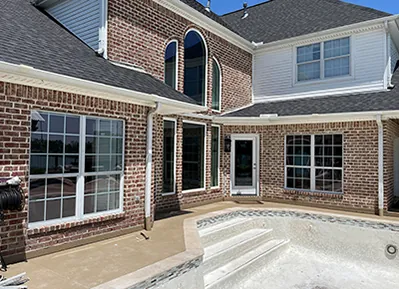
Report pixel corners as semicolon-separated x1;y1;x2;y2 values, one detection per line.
163;120;175;194
212;60;221;111
211;126;219;187
165;41;177;89
182;123;205;191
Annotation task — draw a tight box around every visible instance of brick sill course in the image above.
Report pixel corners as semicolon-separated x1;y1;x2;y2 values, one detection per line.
27;212;126;236
283;188;344;199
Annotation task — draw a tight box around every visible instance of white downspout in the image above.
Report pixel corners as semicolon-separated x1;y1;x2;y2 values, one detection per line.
377;114;384;216
145;102;161;230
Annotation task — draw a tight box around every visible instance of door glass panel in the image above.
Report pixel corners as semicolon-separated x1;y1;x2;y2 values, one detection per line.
235;140;253;187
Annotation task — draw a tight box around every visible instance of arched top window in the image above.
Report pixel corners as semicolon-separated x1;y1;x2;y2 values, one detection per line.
212;59;221;111
164;40;178;89
184;30;207;106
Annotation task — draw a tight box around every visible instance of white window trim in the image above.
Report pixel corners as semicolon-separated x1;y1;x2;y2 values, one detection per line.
162;117;177;196
211;124;221;189
184;28;208;108
164;39;179;90
211;57;222;113
28;111;125;229
284;134;344;194
293;36;354;86
182;120;207;193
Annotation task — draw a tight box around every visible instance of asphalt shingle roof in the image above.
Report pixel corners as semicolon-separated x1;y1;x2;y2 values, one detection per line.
0;0;197;105
224;65;399;118
220;0;391;43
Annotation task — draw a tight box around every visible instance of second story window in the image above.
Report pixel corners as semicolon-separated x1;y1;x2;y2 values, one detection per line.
165;41;178;89
184;30;207;106
297;37;350;82
212;59;221;111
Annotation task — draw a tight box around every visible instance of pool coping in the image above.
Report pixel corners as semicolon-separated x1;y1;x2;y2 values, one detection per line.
91;207;399;289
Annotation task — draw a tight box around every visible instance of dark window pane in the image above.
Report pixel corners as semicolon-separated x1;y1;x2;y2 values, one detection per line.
49;134;64;153
333;146;342;157
49;114;64;133
315;135;323;145
29;201;44;223
86;137;97;154
334;157;343;168
294;168;303;177
295;179;303;189
184;31;206;105
163;120;175;193
294;156;302;166
30;155;47;174
66;116;80;134
287;145;293;155
287;168;294;178
46;199;61;220
315;146;323;156
99;137;111;154
86;119;97;136
324;180;333;192
286;136;294;145
324;157;333;167
303;135;311;145
324;146;333;156
303;146;311;155
302;156;310;166
111;155;123;171
234;140;253;187
287;178;294;188
65;136;79;153
47;178;62;198
99;120;111;136
97;194;108;212
31;133;47;153
112;120;123;137
65;156;79;173
84;195;95;214
334;182;342;192
182;123;205;190
294;146;302;155
334;135;343;145
334;170;342;181
98;155;111;172
85;176;96;195
324;169;333;180
212;60;221;111
85;156;96;172
48;155;63;174
303;168;311;178
294;135;302;144
286;156;293;165
112;138;123;154
324;135;333;145
62;198;76;218
31;111;48;133
30;179;46;200
211;126;219;187
316;181;324;191
303;179;311;190
315;157;323;166
315;169;324;181
63;178;77;197
165;41;177;89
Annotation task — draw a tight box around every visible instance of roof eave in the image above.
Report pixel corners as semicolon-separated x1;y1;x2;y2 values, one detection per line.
0;61;206;114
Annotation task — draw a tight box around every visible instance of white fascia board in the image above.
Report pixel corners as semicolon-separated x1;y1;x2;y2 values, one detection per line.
217;110;399;126
0;61;206;114
153;0;254;53
254;15;399;53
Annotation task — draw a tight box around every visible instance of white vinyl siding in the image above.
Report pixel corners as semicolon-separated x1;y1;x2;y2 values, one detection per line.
46;0;103;51
254;29;386;102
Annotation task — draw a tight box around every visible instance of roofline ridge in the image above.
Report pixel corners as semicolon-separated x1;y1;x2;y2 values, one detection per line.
221;0;276;17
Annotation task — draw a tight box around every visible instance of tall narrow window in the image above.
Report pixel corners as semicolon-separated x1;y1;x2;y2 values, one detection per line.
182;122;205;191
211;126;220;187
165;41;177;89
184;30;207;106
29;111;124;226
163;120;176;194
212;59;221;111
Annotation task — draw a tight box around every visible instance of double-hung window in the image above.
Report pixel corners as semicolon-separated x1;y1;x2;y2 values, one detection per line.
29;111;124;226
211;125;220;188
163;119;176;194
285;134;343;193
297;37;350;82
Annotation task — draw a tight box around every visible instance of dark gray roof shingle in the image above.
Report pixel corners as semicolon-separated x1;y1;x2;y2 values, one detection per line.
0;0;197;105
221;0;390;43
224;65;399;117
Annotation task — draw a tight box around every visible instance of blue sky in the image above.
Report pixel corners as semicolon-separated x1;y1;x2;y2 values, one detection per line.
197;0;399;15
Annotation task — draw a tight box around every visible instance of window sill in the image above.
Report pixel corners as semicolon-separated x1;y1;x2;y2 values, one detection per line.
182;188;207;196
161;192;176;197
283;188;344;198
27;212;126;236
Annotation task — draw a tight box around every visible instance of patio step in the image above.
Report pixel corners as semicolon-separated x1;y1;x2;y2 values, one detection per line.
199;218;255;247
203;228;273;274
204;238;290;289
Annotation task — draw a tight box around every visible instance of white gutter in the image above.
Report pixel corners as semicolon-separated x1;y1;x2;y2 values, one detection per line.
145;102;161;230
376;115;384;216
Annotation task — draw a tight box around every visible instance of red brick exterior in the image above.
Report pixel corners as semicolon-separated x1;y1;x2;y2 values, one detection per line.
222;121;392;213
0;81;149;260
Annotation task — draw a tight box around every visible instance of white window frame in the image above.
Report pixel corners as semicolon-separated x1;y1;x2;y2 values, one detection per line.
211;57;222;112
284;134;343;194
182;120;207;193
28;111;125;229
294;36;353;85
164;39;179;90
162;117;177;196
184;28;208;108
211;124;221;189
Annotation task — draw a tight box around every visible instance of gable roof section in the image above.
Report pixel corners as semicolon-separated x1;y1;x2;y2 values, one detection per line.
223;64;399;118
0;0;197;105
221;0;391;43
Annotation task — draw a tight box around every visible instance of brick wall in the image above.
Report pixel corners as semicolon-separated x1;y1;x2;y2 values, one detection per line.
107;0;253;114
223;121;386;213
0;81;149;260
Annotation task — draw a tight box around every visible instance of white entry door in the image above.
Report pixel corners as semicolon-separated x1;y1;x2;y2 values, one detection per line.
231;135;259;196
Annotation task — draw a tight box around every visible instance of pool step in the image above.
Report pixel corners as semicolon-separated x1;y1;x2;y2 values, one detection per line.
199;218;255;247
203;228;273;274
204;238;290;289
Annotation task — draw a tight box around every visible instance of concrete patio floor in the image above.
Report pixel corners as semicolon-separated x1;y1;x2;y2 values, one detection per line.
4;201;399;289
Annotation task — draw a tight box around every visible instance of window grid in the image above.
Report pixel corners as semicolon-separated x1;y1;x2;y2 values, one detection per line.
29;111;124;226
285;134;343;193
296;37;350;82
